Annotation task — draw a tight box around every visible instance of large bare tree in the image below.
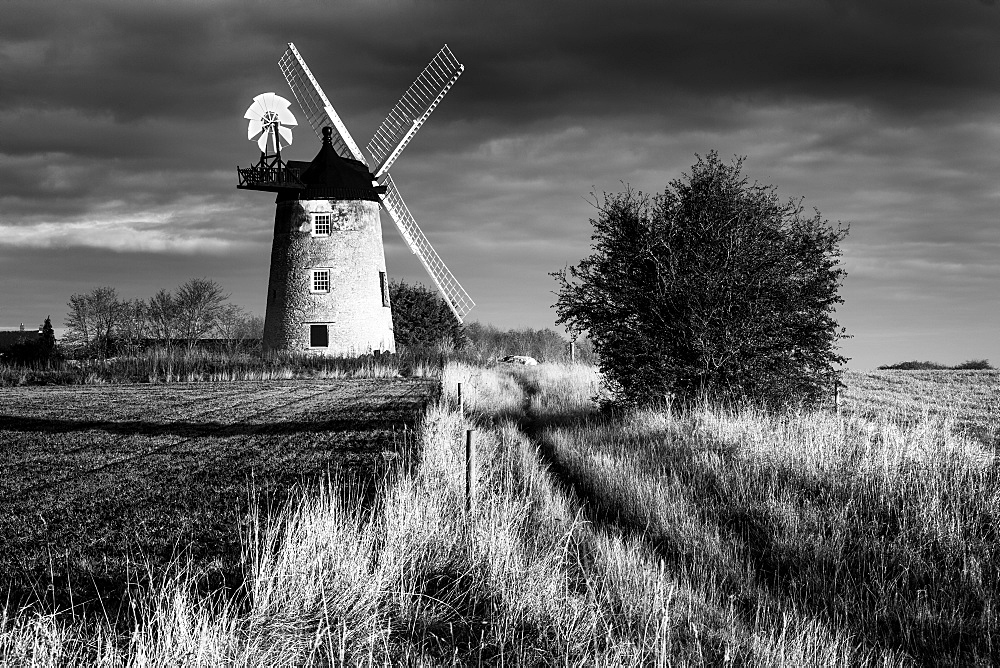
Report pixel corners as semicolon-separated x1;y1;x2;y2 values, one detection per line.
146;289;179;350
64;286;124;358
175;278;229;348
117;299;149;355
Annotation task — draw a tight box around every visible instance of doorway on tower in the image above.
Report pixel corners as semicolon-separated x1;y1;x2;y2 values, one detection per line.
309;324;330;348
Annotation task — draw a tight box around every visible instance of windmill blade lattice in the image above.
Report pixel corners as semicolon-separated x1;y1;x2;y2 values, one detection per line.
279;43;367;163
380;174;474;320
367;45;464;178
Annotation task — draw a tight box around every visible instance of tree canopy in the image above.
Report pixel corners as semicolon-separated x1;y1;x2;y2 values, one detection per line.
388;280;465;349
553;152;849;408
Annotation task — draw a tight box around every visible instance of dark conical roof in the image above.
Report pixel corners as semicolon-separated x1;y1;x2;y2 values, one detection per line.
279;127;381;202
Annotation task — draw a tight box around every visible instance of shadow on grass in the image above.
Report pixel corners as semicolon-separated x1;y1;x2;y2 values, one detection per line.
0;414;421;439
499;366;998;666
394;563;552;664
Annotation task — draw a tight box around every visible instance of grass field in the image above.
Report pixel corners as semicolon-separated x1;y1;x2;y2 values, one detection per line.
844;370;1000;448
1;365;997;665
0;379;436;620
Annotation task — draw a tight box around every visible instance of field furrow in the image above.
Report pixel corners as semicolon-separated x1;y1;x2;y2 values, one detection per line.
0;378;437;615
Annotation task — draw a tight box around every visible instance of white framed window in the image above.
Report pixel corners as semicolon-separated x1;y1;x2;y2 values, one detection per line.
311;269;331;293
312;213;331;237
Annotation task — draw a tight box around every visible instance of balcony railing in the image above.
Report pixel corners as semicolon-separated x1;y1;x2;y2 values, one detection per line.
237;165;305;192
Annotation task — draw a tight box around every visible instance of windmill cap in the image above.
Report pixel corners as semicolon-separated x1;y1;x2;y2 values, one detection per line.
279;129;380;202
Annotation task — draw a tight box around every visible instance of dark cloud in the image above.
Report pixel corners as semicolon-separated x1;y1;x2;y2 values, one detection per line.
1;0;999;368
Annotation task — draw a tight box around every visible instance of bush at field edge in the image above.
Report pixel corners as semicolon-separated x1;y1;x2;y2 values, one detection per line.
878;359;994;371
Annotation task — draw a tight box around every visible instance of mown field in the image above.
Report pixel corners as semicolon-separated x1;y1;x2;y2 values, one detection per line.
0;379;437;618
844;370;1000;448
1;366;998;666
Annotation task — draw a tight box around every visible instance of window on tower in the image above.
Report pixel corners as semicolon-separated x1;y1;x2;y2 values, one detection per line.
380;271;390;307
312;213;331;236
311;269;331;293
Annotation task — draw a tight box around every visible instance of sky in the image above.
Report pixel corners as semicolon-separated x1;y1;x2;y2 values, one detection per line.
1;0;999;369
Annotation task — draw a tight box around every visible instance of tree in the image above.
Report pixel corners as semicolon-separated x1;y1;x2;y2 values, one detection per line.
215;304;264;354
388;279;465;348
117;299;149;355
39;316;56;361
64;286;123;357
146;289;179;349
464;323;581;362
175;278;229;348
64;293;92;352
553;152;849;408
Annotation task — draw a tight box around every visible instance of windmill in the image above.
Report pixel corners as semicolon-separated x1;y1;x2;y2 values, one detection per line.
236;43;472;356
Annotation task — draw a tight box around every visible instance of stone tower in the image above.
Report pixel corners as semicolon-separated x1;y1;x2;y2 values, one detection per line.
261;128;395;356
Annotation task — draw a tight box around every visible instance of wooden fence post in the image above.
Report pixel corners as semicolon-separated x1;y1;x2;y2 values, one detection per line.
457;382;463;416
466;429;476;514
570;340;576;363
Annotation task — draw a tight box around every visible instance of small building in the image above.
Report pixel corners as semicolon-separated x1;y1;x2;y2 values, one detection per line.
0;324;41;354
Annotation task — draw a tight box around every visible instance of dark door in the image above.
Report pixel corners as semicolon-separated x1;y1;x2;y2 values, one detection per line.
310;324;329;347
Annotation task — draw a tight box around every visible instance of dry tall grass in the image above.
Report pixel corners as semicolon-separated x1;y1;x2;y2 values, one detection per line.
2;362;994;665
529;367;996;666
0;348;437;387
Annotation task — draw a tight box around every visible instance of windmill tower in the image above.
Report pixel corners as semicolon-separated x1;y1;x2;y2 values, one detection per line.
238;43;473;356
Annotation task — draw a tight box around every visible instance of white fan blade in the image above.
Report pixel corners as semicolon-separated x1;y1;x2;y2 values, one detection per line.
278;124;293;147
367;45;464;178
246;92;274;120
247;118;265;140
275;106;297;127
379;173;474;320
279;43;366;164
270;94;297;124
258;92;283;113
244;96;263;120
257;130;270;153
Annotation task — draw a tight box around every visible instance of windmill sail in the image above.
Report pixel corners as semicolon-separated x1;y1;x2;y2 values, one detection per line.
279;43;367;164
380;174;474;320
367;45;464;178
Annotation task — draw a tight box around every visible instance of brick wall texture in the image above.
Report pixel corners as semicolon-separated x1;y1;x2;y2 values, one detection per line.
262;198;396;356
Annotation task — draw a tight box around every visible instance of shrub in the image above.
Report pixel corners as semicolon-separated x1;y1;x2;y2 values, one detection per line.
877;360;994;371
388;280;465;348
952;359;993;370
554;152;849;408
877;361;950;371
